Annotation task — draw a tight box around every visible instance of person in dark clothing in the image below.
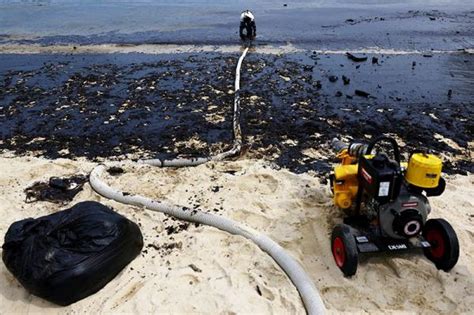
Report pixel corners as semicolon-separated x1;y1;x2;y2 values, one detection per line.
240;10;256;40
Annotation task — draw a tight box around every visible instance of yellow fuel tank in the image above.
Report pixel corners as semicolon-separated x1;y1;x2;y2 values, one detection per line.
405;153;442;188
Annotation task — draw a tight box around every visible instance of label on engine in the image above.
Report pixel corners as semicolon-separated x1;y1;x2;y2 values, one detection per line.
356;236;369;243
361;168;372;184
388;244;408;250
378;181;390;197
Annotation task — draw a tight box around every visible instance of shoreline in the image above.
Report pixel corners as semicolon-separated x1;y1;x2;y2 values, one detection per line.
0;43;473;55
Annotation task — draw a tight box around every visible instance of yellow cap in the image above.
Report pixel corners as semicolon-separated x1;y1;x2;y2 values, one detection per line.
405;153;442;188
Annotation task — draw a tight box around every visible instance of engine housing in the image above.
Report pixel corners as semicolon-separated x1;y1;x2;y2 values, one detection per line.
378;192;430;239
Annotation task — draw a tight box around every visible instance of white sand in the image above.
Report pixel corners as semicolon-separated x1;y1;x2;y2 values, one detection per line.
0;156;473;314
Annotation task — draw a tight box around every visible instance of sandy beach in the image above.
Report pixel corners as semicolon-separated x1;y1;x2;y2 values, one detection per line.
1;0;474;314
0;155;473;313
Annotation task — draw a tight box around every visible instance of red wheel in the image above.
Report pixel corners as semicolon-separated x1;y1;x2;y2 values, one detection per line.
332;237;346;267
423;219;459;272
425;229;446;258
331;224;358;276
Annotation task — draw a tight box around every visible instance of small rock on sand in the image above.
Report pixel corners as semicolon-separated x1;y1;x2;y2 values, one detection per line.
355;89;370;97
346;52;368;62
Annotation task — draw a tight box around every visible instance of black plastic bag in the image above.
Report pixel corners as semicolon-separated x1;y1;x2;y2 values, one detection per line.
2;201;143;306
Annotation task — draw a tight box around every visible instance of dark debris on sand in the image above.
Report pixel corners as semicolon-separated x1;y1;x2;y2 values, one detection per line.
0;52;472;176
25;174;88;204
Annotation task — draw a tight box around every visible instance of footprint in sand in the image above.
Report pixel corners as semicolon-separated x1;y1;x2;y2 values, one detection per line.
112;281;145;308
237;173;279;195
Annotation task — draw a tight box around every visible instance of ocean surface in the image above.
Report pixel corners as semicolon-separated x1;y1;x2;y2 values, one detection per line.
1;0;473;50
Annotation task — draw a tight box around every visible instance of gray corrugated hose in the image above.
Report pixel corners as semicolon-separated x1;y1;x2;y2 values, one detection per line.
89;46;326;314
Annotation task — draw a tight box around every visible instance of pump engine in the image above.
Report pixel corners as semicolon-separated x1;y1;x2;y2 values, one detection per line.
329;136;459;276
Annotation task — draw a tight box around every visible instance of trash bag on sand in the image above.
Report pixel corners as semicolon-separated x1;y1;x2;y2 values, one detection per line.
2;201;143;306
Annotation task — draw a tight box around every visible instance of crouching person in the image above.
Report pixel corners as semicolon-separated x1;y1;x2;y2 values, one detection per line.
240;10;256;40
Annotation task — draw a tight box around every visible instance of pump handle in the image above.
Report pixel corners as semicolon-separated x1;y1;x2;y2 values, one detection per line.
366;136;401;164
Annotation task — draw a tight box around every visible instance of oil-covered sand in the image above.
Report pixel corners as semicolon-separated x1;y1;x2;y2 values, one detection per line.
0;49;473;176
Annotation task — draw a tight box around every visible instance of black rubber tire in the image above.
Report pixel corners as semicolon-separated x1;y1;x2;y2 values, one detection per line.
331;224;358;277
422;218;459;272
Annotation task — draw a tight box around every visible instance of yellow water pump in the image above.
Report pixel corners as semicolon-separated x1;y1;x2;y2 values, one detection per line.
328;136;458;277
331;141;443;210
